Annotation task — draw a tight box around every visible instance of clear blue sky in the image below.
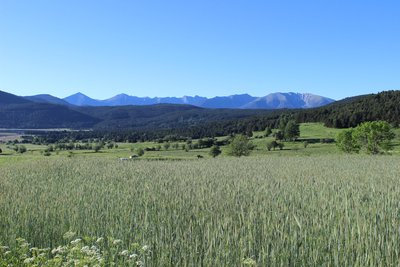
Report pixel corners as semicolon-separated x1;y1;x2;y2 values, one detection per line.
1;0;400;100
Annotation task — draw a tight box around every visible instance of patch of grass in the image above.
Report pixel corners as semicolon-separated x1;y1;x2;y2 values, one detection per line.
299;122;343;139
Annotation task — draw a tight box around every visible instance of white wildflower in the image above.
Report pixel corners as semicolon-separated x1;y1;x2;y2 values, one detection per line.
23;257;35;264
81;246;90;253
113;239;122;245
63;230;76;240
119;250;129;256
52;246;67;254
71;238;82;245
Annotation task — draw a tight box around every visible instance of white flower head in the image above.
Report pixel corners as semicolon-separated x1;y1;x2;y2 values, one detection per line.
63;230;76;240
71;238;82;245
119;250;129;256
113;239;122;245
23;257;35;264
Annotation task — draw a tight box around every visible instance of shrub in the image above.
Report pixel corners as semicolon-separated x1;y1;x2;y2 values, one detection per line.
209;145;222;158
137;148;145;157
336;121;395;154
227;135;253;157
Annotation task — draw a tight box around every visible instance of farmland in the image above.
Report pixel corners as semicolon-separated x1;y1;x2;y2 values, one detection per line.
2;155;400;266
1;123;400;266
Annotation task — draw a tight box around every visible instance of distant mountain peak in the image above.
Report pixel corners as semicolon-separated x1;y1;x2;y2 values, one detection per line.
242;92;334;109
61;91;334;109
64;92;101;106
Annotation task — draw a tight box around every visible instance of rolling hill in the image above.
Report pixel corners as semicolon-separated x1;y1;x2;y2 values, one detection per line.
296;91;400;128
24;94;72;106
0;91;99;128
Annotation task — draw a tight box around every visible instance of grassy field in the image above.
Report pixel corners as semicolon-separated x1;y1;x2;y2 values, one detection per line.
1;123;400;266
0;123;343;164
2;155;400;266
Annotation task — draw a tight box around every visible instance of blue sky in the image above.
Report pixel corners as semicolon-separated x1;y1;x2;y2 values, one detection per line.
1;0;399;100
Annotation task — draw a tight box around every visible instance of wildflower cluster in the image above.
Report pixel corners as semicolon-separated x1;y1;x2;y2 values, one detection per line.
0;231;150;266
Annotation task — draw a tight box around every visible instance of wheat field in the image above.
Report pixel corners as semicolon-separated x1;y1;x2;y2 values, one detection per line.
1;155;400;266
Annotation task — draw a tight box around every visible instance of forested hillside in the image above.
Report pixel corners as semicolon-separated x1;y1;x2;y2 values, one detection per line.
296;91;400;128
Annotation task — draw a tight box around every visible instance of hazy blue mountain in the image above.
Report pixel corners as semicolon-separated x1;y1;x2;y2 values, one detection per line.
101;94;156;106
0;91;100;128
180;95;208;106
64;92;103;106
201;94;257;108
64;93;208;107
242;92;335;109
24;94;72;106
63;92;334;109
0;90;32;105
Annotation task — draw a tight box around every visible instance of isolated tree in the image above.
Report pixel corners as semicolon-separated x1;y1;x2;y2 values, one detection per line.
184;144;191;152
273;130;284;141
137;148;145;157
209;145;221;158
107;142;115;149
337;121;395;154
336;129;359;153
353;121;395;154
267;140;279;151
278;142;284;150
245;126;253;138
18;145;27;154
284;120;300;141
0;148;2;154
264;127;272;137
227;135;253;157
279;113;293;131
93;143;102;153
172;143;179;150
163;142;170;150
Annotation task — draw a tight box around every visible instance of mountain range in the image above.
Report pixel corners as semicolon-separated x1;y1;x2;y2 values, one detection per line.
1;89;400;133
47;92;334;109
